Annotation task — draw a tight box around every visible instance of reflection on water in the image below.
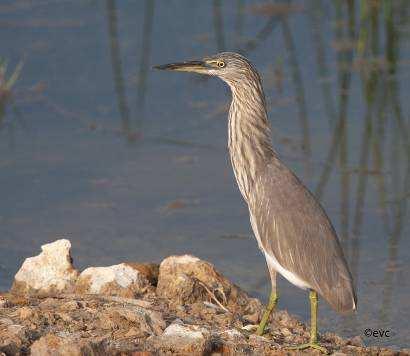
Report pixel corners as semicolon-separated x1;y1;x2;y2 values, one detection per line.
106;0;131;139
0;0;409;348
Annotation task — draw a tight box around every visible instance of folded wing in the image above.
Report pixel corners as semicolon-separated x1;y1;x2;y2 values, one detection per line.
250;159;357;313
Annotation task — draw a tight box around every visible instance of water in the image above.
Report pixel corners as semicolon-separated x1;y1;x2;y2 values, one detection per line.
0;0;409;349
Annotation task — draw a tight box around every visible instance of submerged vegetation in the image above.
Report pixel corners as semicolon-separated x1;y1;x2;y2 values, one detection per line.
0;57;23;129
0;58;23;96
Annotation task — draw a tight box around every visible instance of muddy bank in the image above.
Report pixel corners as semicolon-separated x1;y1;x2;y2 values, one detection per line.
0;240;407;355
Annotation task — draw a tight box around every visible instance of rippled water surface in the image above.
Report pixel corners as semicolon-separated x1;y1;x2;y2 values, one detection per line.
0;0;409;348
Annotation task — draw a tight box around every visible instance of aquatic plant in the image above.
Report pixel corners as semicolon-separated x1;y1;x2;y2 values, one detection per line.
0;57;23;97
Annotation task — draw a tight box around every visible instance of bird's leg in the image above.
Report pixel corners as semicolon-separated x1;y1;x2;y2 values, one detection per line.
288;290;328;353
256;289;278;335
256;267;278;336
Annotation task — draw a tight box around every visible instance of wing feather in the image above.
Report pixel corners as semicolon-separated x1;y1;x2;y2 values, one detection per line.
249;159;357;312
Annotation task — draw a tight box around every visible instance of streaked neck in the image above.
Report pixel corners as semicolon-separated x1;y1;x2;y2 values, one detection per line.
227;81;274;201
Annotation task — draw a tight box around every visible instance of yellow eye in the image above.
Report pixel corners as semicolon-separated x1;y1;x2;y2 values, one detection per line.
217;60;225;68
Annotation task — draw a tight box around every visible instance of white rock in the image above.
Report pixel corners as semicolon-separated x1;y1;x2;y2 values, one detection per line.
167;255;200;264
241;324;258;331
147;323;211;354
12;239;78;295
222;328;246;340
163;323;208;340
75;263;149;297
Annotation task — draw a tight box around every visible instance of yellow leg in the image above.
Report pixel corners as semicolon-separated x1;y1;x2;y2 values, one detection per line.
288;290;328;353
256;290;278;336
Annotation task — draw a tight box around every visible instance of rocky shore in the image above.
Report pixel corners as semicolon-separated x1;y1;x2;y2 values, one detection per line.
0;239;407;355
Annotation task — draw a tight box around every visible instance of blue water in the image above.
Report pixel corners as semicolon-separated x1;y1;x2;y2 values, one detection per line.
0;0;409;348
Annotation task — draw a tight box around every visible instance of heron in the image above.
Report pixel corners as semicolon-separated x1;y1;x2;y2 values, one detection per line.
154;52;356;353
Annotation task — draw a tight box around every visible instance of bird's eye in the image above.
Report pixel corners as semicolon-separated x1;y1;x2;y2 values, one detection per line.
217;60;225;68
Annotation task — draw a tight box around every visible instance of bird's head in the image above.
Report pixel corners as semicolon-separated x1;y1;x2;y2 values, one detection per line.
154;52;261;88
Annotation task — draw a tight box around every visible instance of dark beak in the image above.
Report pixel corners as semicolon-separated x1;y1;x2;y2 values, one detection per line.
153;60;208;73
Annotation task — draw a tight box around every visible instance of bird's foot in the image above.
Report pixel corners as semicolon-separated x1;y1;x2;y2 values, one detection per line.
288;342;328;354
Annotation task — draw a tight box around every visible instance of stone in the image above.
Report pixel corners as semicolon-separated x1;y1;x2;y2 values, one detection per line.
0;324;24;355
0;243;407;355
60;300;81;311
0;318;13;326
0;338;20;356
124;262;159;285
11;239;79;296
216;328;252;355
102;305;166;336
18;306;33;320
30;333;105;356
6;324;25;338
247;334;275;354
75;263;151;298
147;323;211;355
39;298;59;310
156;255;262;319
221;328;246;342
348;335;364;347
0;296;8;308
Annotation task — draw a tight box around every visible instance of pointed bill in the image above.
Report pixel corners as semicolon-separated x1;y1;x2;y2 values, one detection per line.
153;60;209;73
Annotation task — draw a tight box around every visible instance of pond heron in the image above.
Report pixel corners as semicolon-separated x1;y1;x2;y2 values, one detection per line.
154;52;356;353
